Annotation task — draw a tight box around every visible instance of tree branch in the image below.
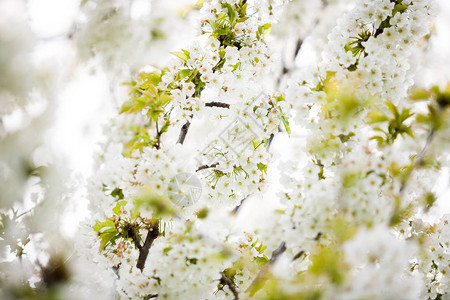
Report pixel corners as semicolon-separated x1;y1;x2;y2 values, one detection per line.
155;121;161;150
196;163;219;172
220;272;239;300
267;241;287;265
205;101;230;108
292;250;305;261
399;129;436;194
246;241;287;295
129;230;143;250
136;223;159;271
231;195;249;215
177;103;228;145
177;119;191;144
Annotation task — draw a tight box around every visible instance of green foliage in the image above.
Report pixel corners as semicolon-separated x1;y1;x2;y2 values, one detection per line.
309;248;346;285
257;162;268;174
257;23;271;40
422;192;437;212
337;132;355;143
250;238;268;255
312;158;325;180
414;85;450;133
133;188;177;218
185;257;198;266
206;0;268;49
92;201;129;251
369;102;414;145
121;72;173;154
345;29;371;57
93;217;119;251
110;187;124;200
196;207;209;219
254;255;269;267
170;49;190;62
344;1;410;72
281;115;291;135
124;72;172;121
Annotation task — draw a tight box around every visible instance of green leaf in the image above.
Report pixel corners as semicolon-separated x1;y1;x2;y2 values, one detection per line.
141;73;162;86
393;4;408;15
254;255;269;267
163;246;173;255
146;83;158;97
113;200;127;216
178;69;192;80
385;101;399;118
257;162;267;174
281;115;291;135
181;49;191;59
338;132;355;143
170;51;189;62
111;187;124;200
222;3;236;25
410;88;431;101
370;135;385;146
149;109;163;122
399;109;413;122
160;119;170;134
120;100;134;113
237;17;249;23
310;248;346;285
255;243;267;253
230;62;240;71
403;127;414;138
367;111;389;123
93;220;115;232
100;230;118;250
159;92;173;105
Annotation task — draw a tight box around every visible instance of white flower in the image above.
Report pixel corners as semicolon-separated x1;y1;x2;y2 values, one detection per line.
182;82;196;97
206;37;220;49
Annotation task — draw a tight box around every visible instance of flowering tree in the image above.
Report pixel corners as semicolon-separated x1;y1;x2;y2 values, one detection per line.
1;0;450;299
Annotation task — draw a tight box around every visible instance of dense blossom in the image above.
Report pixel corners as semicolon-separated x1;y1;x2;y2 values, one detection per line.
1;0;450;299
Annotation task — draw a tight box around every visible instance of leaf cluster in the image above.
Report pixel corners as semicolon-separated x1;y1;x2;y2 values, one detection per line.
368;101;414;146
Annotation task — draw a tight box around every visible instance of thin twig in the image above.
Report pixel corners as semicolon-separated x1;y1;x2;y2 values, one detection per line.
292;250;305;261
220;272;239;300
246;241;287;295
231;195;249;215
129;231;142;250
399;129;436;194
177;119;191;144
276;38;303;90
267;241;287;265
155;121;161;150
205;101;230;108
196;163;219;172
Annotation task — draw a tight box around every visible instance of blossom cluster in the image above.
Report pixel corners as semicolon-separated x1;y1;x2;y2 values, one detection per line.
82;0;450;299
85;0;291;298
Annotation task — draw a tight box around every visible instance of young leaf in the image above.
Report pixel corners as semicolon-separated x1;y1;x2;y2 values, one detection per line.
120;100;134;113
281;115;291;135
367;111;389;123
178;69;192;80
93;220;115;232
100;229;118;250
113;200;128;216
170;51;189;62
